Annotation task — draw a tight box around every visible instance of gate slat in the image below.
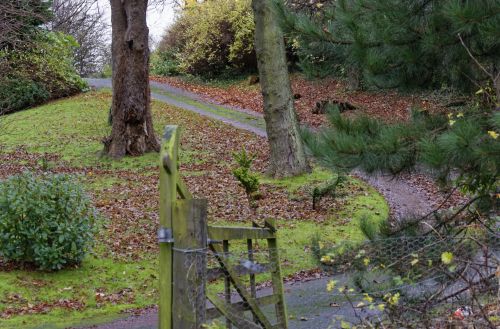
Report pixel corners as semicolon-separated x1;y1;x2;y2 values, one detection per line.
266;219;288;329
207;263;273;280
210;244;275;329
209;226;275;240
207;293;262;329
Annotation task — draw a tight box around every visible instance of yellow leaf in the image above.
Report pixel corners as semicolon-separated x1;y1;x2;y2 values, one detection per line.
363;257;370;266
410;258;419;266
390;293;400;305
320;255;331;264
441;252;454;265
488;131;499;139
340;320;351;329
326;280;337;292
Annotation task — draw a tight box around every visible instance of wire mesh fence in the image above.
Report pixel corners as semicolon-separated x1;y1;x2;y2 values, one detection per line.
173;231;499;329
313;231;499;328
173;246;287;329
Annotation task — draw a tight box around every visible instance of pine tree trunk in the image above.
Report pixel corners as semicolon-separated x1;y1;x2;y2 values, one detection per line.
251;0;310;177
104;0;159;158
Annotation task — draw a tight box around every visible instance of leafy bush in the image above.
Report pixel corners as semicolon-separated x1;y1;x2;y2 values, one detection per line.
0;172;97;271
0;78;49;114
0;31;86;114
158;0;256;77
150;49;181;76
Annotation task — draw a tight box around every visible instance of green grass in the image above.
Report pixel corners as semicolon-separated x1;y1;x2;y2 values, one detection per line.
0;90;212;171
0;91;389;327
260;168;333;194
0;257;158;329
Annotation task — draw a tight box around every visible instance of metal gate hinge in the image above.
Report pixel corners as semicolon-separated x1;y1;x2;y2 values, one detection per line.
158;227;174;244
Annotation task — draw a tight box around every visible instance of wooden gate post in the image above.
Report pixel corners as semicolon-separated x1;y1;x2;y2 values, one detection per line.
159;126;180;329
160;126;198;329
172;199;208;329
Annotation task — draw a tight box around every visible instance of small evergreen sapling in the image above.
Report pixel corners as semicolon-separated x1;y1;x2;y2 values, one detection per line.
232;148;261;209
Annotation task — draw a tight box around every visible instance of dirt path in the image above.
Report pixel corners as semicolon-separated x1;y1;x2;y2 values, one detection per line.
73;276;376;329
353;170;435;221
86;78;267;137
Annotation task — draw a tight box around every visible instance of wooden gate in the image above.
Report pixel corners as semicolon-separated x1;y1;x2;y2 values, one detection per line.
158;126;288;329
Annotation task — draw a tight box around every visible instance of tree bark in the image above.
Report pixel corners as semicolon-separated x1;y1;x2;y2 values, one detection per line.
104;0;159;158
251;0;310;177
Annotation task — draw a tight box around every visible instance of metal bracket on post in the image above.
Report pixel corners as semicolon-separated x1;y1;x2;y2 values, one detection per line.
158;227;174;244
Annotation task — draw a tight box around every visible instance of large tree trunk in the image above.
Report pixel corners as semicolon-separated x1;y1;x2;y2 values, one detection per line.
104;0;159;158
251;0;310;177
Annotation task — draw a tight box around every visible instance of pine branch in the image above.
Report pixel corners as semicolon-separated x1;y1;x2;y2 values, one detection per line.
458;33;494;80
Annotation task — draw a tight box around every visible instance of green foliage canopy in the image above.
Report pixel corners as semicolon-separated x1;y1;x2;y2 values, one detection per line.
157;0;256;77
0;0;52;49
276;0;500;91
0;32;86;114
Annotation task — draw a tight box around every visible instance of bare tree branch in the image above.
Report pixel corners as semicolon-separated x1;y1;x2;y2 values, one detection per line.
0;1;50;49
50;0;110;76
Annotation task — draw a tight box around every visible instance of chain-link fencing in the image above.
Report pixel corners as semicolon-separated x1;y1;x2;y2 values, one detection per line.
172;231;499;329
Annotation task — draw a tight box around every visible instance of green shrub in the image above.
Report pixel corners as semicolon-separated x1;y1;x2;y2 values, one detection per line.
0;78;49;114
0;172;97;271
100;64;112;78
150;49;181;76
0;31;86;114
159;0;256;77
21;32;87;98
